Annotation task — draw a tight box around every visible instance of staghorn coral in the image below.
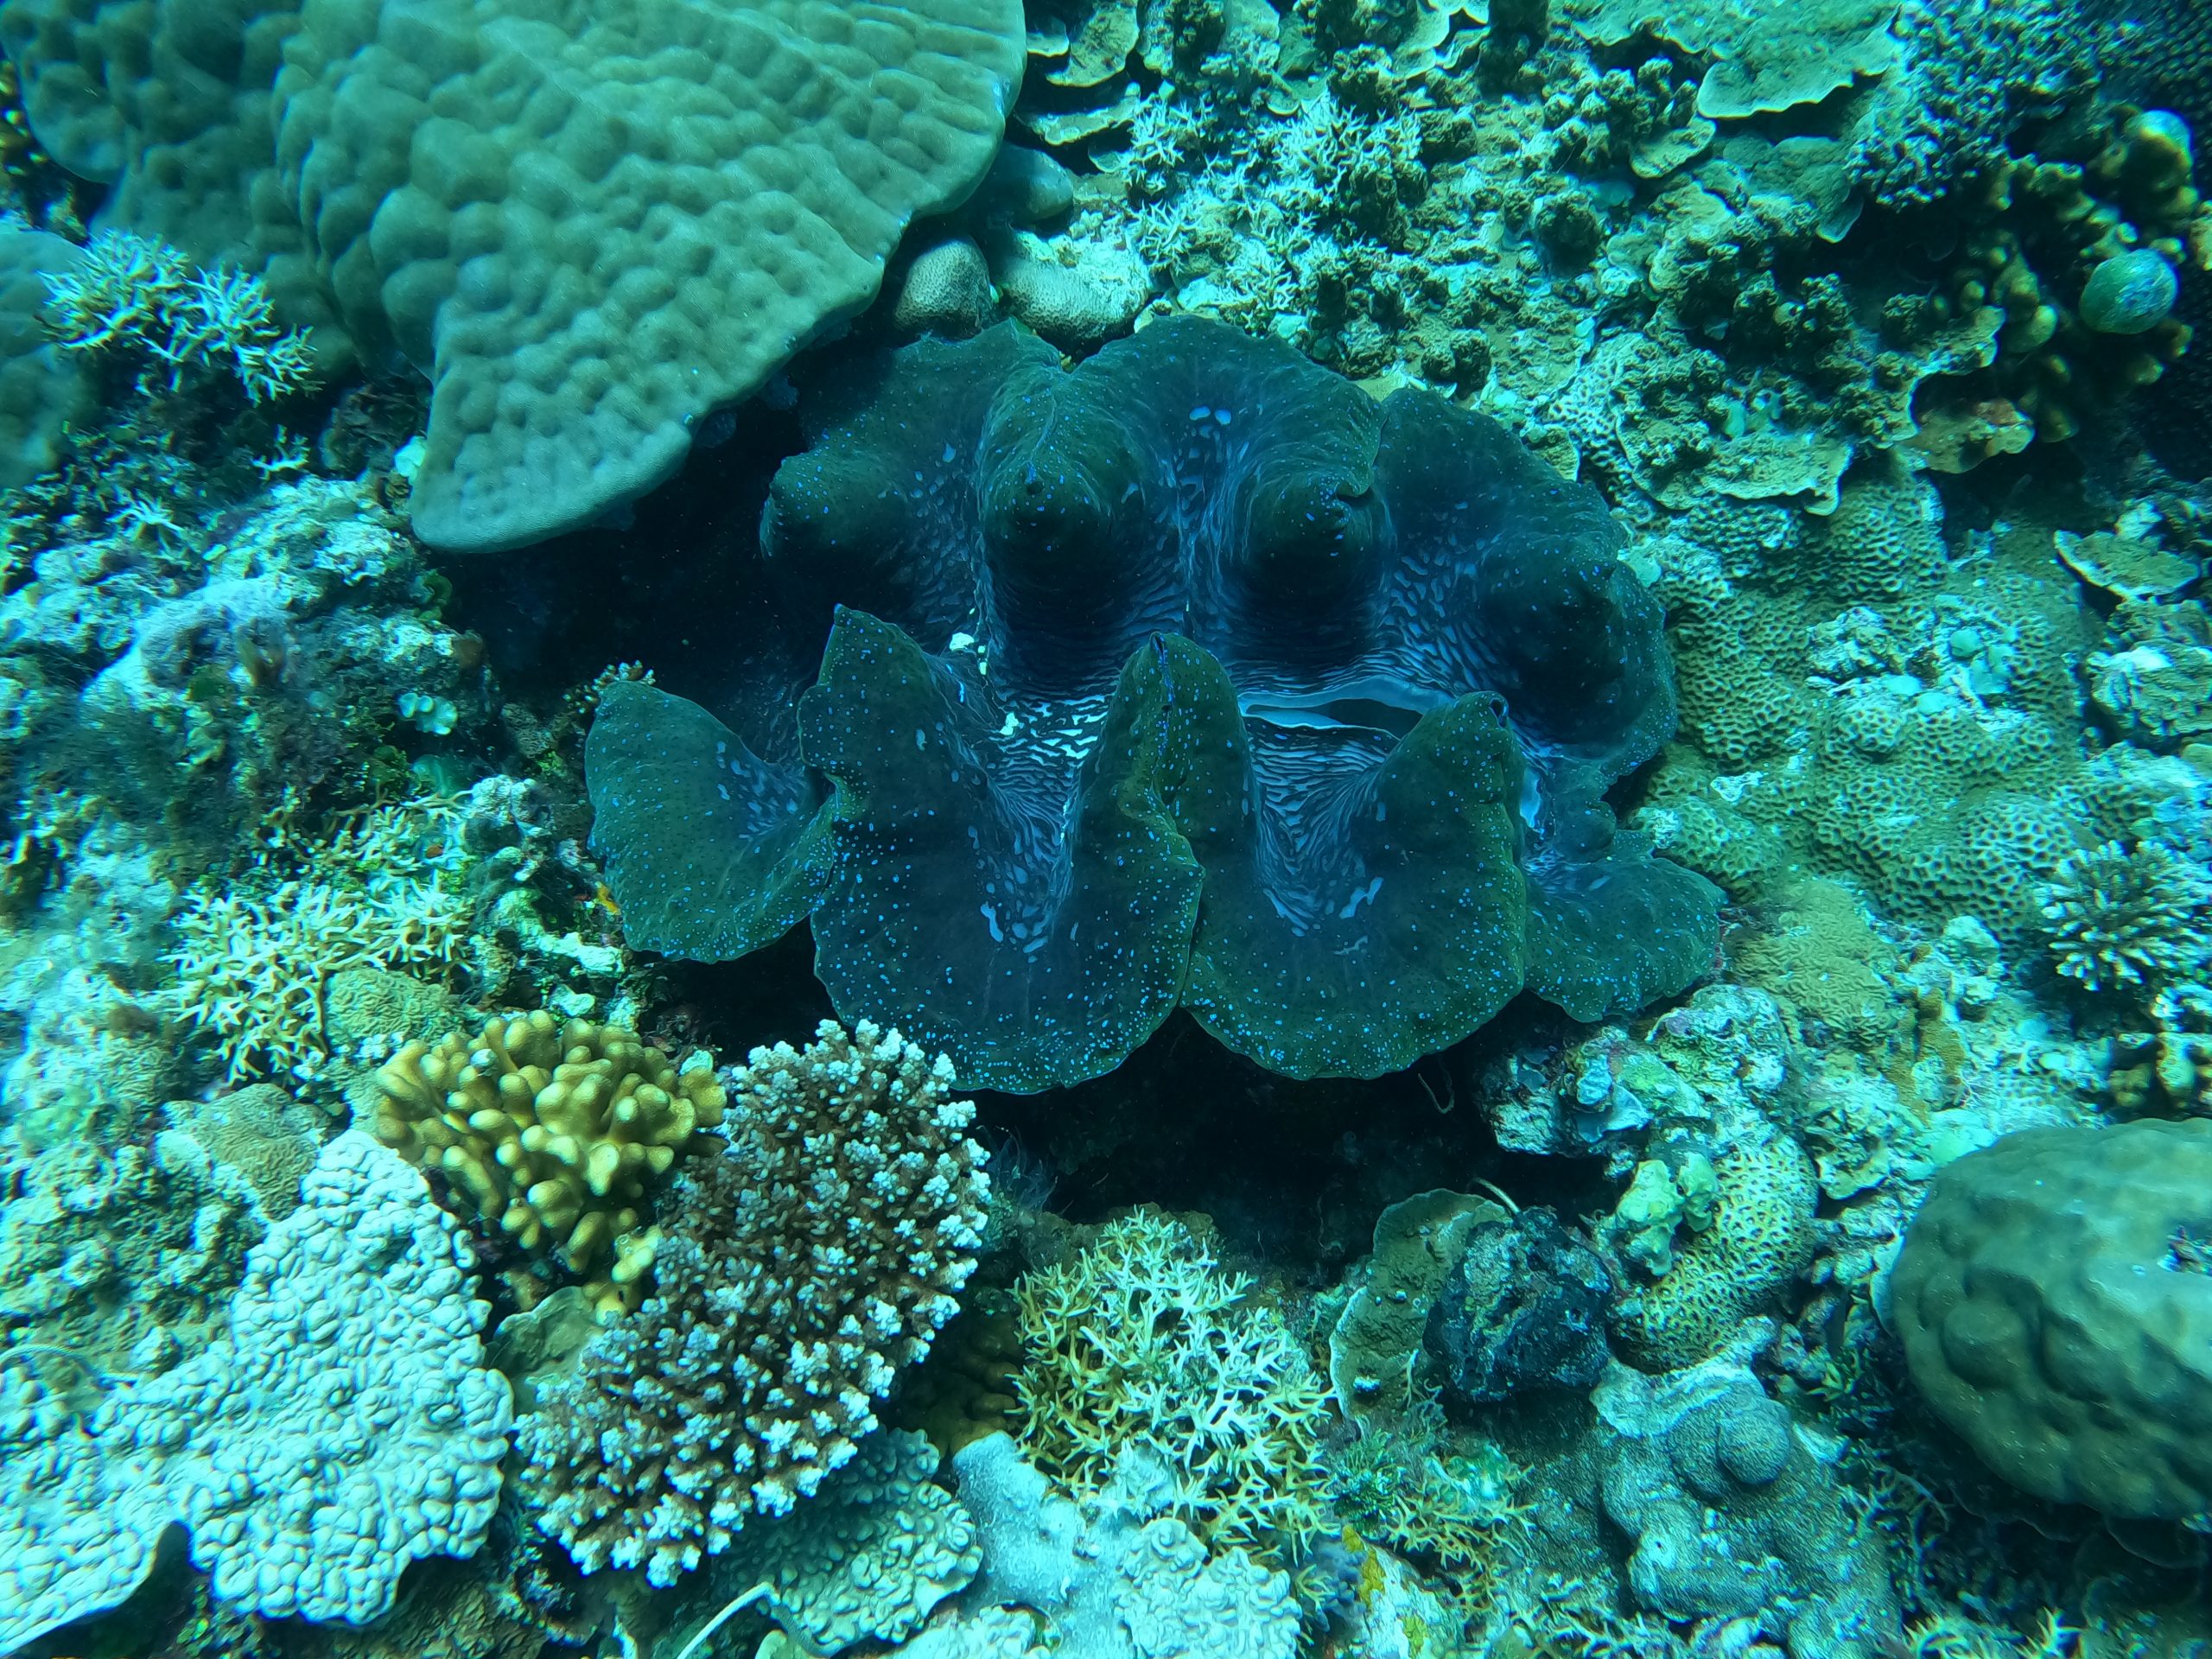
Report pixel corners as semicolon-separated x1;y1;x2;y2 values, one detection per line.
372;1012;727;1317
40;229;316;404
0;0;1027;550
588;315;1718;1093
519;1020;989;1586
1011;1209;1331;1567
2037;841;2212;995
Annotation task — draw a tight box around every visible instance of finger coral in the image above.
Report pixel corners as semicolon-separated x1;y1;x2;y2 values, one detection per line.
372;1012;728;1317
588;315;1720;1092
518;1019;989;1586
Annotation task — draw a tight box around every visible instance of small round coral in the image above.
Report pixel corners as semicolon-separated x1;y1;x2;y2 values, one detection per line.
2080;249;2180;335
2037;841;2212;994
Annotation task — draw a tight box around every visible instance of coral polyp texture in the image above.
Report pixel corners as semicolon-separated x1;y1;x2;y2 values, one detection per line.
372;1012;728;1317
1891;1119;2212;1519
0;1132;512;1649
588;315;1720;1091
518;1019;989;1586
0;0;1027;550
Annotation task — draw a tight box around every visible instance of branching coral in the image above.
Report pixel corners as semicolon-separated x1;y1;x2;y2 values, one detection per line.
519;1020;989;1586
41;230;316;404
372;1012;728;1317
2037;840;2212;995
1011;1209;1332;1567
162;798;474;1087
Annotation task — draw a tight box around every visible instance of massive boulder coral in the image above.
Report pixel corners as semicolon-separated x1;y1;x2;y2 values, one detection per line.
0;0;1027;550
372;1012;728;1316
0;1131;513;1648
518;1019;990;1586
588;316;1720;1091
1891;1118;2212;1519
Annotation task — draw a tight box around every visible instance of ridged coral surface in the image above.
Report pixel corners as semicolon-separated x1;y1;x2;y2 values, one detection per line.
0;0;1027;549
1892;1119;2212;1517
519;1020;988;1585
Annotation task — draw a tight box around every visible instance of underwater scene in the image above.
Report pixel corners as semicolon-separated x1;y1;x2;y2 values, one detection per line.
0;0;2209;1655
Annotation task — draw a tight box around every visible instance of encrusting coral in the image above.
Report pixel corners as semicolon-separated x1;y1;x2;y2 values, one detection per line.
0;1132;512;1649
372;1012;728;1317
518;1020;989;1586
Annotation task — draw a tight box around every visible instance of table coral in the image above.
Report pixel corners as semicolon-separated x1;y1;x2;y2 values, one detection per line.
588;315;1719;1092
372;1011;728;1317
1891;1118;2212;1519
1570;0;1898;120
0;0;1027;550
518;1019;989;1586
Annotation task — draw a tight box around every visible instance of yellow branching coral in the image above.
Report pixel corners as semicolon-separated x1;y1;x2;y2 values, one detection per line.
372;1012;725;1315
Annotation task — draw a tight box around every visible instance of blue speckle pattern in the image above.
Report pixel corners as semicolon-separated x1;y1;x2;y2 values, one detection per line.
588;316;1720;1090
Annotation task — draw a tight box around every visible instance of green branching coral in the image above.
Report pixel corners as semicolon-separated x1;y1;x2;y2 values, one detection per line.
162;798;474;1087
1012;1210;1332;1566
2037;841;2212;995
41;231;316;404
1325;1403;1528;1573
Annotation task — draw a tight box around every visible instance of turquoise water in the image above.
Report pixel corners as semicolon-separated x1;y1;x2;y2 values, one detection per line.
0;0;2208;1655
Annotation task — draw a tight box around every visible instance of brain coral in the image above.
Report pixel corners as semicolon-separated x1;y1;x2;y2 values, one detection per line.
588;316;1721;1092
520;1020;989;1586
1891;1119;2212;1519
0;0;1027;550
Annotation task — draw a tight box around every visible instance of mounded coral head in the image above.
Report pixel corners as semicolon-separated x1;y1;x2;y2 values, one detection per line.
519;1020;988;1586
372;1011;728;1316
588;316;1719;1091
1891;1118;2212;1518
0;0;1027;550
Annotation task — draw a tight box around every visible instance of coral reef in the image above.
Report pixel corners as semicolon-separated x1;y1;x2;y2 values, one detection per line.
372;1012;727;1316
518;1020;989;1585
1891;1117;2212;1518
589;315;1719;1091
0;0;1028;549
1011;1208;1331;1566
1591;1349;1904;1659
0;1131;512;1647
951;1429;1302;1659
709;1429;981;1654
